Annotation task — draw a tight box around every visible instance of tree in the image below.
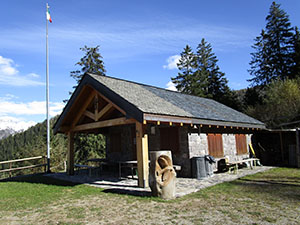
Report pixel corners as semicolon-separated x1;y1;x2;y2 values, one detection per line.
248;2;295;86
70;45;106;85
245;79;300;128
171;45;196;94
69;45;106;163
192;39;213;97
243;86;264;108
171;39;240;109
292;27;300;78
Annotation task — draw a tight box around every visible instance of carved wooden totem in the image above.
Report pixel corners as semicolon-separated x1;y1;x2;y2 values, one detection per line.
149;151;176;199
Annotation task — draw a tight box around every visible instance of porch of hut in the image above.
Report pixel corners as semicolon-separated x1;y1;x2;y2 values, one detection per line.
56;85;149;188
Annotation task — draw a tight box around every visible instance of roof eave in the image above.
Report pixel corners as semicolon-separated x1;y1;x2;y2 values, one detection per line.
53;73;144;134
143;113;265;129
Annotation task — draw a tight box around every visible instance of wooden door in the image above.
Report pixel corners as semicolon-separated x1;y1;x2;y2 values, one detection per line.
207;134;224;158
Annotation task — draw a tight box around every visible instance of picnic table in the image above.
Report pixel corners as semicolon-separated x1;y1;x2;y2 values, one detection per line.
86;158;138;178
87;158;182;179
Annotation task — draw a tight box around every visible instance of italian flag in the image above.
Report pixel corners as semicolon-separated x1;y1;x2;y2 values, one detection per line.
46;6;52;23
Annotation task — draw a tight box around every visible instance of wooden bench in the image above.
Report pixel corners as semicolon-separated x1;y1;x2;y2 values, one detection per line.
74;164;95;177
173;165;181;171
117;161;182;179
227;158;261;174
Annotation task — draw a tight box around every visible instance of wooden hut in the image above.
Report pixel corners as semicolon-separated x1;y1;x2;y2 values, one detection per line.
53;73;265;188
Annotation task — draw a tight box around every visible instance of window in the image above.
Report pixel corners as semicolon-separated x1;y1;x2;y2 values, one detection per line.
207;134;224;158
235;134;248;155
160;127;179;153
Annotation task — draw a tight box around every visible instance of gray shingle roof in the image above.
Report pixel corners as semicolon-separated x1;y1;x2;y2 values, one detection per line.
89;73;264;127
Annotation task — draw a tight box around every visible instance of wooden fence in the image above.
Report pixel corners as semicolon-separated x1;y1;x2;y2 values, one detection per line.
0;156;47;178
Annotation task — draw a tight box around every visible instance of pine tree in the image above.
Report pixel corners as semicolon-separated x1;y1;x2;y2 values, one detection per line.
195;39;236;108
249;2;294;86
171;45;196;94
171;39;239;109
192;39;213;97
70;45;106;85
68;45;106;163
292;27;300;78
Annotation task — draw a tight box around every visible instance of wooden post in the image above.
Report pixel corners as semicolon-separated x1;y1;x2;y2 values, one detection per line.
44;156;47;173
279;132;284;163
296;129;300;168
136;122;149;188
67;132;75;175
9;162;12;178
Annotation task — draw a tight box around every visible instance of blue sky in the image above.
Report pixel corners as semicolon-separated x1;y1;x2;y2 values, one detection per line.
0;0;299;130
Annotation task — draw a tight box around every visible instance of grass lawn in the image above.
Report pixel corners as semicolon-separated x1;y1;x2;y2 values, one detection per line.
0;167;299;224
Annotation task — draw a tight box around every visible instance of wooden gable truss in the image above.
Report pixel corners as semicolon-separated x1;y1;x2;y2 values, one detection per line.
63;86;149;188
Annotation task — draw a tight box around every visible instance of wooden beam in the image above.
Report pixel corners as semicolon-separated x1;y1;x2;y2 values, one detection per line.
67;132;74;175
0;156;45;165
94;89;126;116
96;103;113;121
296;128;300;168
72;117;135;132
84;110;96;121
60;125;71;133
279;132;284;163
71;90;97;129
136;122;149;188
94;94;99;116
143;113;265;130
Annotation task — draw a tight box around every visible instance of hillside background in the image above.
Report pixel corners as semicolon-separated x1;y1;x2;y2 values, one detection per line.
0;116;106;178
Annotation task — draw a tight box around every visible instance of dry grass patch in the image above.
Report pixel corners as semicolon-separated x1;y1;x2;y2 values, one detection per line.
0;167;299;224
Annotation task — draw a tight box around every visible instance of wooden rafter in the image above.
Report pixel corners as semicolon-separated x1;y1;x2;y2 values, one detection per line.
83;110;95;121
71;90;97;129
96;103;113;121
72;117;135;132
92;88;126;115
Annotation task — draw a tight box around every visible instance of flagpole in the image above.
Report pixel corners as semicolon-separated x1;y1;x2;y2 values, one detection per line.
46;2;51;173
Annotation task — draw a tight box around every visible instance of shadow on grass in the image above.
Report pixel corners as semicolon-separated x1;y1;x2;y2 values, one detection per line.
0;173;80;187
230;178;300;201
102;188;152;197
1;173;154;198
238;177;300;187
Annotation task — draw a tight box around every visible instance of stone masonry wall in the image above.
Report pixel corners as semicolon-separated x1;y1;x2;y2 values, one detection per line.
187;132;252;173
106;124;252;178
188;133;208;158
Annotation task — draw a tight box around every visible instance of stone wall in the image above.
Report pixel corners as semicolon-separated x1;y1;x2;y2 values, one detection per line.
106;124;252;178
187;131;252;174
188;133;208;157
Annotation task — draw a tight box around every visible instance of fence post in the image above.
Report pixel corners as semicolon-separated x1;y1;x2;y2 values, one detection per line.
9;162;12;178
44;156;47;173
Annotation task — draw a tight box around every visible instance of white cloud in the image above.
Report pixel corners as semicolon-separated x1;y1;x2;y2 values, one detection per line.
0;116;36;131
0;21;254;61
0;100;65;117
166;81;177;91
27;73;40;78
0;96;65;131
0;55;44;86
163;55;180;70
0;55;18;76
